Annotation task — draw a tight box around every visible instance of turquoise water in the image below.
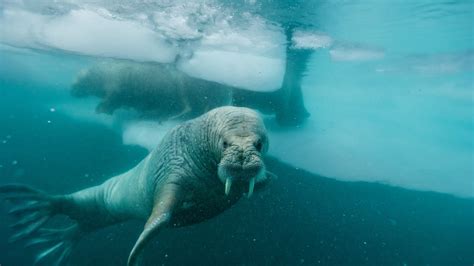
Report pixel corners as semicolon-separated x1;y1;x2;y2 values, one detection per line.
1;1;473;265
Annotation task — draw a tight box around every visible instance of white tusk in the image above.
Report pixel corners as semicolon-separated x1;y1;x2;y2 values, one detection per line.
225;178;232;195
248;177;256;198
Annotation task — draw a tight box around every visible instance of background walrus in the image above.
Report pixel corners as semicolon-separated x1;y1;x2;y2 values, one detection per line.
71;31;312;127
71;61;233;121
0;106;275;265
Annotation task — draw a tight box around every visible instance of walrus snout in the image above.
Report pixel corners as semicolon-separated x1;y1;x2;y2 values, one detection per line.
226;164;262;179
218;152;265;198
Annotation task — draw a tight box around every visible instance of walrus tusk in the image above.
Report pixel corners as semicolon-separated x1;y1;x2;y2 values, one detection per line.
248;177;256;198
225;178;232;195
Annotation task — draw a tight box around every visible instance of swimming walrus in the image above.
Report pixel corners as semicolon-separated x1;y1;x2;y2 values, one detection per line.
71;61;232;121
0;106;275;265
71;36;312;126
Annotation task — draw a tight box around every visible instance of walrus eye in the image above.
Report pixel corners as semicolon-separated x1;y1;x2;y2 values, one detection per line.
223;141;229;149
254;139;263;152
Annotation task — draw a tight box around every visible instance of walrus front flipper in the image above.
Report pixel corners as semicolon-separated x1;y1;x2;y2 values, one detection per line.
127;185;177;266
0;184;81;265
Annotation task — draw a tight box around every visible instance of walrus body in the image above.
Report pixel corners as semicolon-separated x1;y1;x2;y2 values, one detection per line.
72;52;311;126
0;106;273;265
71;61;233;120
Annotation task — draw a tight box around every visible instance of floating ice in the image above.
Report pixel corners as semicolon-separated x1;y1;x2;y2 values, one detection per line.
178;50;284;92
291;30;333;49
377;51;474;75
0;3;286;91
330;45;385;61
122;121;178;150
0;8;177;63
176;10;286;91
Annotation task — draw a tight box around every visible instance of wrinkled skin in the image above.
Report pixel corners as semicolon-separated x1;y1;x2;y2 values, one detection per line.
0;106;274;266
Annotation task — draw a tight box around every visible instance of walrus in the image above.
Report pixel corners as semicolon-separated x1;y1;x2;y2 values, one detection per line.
71;29;312;126
0;106;275;265
71;61;232;121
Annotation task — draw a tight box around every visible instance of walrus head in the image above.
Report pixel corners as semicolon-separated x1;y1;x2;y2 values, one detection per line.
213;107;269;198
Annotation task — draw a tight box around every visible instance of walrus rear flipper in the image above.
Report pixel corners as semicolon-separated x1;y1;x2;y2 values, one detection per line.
0;184;81;265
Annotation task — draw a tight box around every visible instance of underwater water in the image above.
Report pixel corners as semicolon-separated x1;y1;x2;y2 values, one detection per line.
0;0;473;265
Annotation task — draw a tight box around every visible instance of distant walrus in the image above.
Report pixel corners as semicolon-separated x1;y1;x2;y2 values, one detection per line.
71;50;311;126
71;60;233;121
0;106;275;265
